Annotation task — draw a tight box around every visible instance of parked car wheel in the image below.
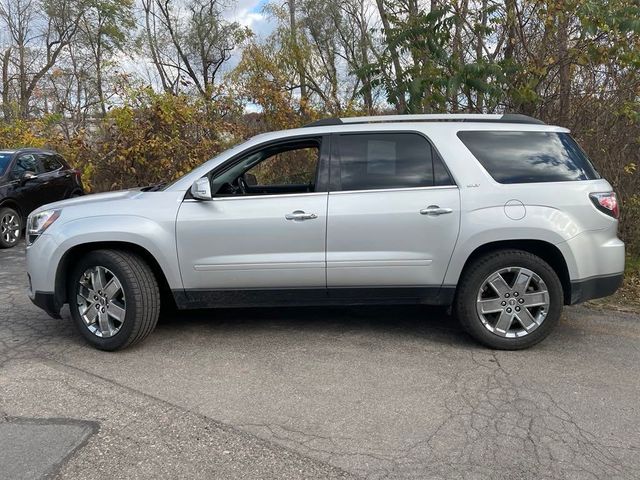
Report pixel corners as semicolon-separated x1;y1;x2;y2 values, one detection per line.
0;207;22;248
69;249;160;351
455;250;563;350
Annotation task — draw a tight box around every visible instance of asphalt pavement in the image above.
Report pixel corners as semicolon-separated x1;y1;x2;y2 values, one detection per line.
1;242;639;479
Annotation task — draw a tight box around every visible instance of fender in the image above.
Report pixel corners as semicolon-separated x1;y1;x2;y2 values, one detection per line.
48;215;182;290
443;205;581;286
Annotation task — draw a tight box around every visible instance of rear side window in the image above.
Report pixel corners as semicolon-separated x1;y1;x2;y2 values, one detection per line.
457;131;600;184
336;133;454;191
38;154;63;172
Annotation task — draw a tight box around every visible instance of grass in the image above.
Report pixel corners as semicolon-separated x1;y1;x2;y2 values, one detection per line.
587;254;640;313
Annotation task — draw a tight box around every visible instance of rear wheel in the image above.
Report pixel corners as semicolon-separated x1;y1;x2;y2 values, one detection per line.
0;207;22;248
68;249;160;351
455;250;563;350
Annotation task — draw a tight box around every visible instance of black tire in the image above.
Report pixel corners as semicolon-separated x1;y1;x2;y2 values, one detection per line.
0;207;22;248
455;250;563;350
68;249;160;351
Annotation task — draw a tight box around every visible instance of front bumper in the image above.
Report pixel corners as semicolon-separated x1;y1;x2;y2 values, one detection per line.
26;233;63;319
30;291;62;319
570;273;624;304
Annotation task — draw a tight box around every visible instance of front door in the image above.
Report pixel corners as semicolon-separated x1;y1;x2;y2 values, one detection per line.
10;153;49;216
177;137;329;294
326;132;461;294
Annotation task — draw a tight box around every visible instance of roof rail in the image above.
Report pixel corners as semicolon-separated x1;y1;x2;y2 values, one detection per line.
499;114;545;125
304;118;344;127
303;113;545;127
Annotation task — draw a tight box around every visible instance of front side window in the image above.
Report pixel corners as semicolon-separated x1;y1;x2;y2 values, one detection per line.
212;139;322;196
457;131;600;184
335;133;452;191
247;147;318;187
12;154;42;177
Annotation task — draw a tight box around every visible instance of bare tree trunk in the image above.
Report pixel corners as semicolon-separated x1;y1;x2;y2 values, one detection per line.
95;14;107;116
557;11;570;124
288;0;308;111
1;48;11;120
142;0;172;93
360;25;373;111
451;0;468;112
475;0;487;112
504;0;517;61
375;0;407;113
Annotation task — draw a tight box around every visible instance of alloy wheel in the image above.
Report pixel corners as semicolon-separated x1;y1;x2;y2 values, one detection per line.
1;212;20;245
475;267;550;338
77;266;126;338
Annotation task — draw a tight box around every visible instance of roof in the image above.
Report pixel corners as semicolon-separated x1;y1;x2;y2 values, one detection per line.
304;113;545;127
0;147;56;155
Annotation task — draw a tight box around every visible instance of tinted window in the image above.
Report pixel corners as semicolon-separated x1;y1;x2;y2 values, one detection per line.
39;154;63;172
0;153;11;176
457;131;600;184
433;153;455;186
337;133;450;191
12;154;42;176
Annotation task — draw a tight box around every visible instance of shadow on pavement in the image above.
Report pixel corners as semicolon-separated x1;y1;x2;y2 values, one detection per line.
156;304;476;349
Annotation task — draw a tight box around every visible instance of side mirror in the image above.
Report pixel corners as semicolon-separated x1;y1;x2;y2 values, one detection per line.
20;171;37;185
191;177;212;201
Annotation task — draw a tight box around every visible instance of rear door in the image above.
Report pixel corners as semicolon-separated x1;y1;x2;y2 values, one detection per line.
326;131;460;297
36;153;69;201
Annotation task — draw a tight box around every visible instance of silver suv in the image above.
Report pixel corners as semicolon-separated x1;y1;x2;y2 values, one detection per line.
26;114;625;350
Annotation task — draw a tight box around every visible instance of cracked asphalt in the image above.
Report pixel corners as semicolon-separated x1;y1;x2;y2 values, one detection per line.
1;243;639;479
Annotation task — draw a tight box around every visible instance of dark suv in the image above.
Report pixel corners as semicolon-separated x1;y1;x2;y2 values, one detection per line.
0;148;84;248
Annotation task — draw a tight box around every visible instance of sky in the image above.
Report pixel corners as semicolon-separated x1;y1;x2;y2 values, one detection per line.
229;0;274;39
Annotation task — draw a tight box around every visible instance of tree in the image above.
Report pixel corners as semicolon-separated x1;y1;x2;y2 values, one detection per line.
139;0;250;99
78;0;134;115
0;0;83;119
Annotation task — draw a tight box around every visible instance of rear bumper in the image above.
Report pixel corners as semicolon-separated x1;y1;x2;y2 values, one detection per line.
570;273;624;304
30;291;62;319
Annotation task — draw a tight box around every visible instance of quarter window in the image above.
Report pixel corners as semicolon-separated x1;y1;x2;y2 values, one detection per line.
335;133;452;191
457;131;600;184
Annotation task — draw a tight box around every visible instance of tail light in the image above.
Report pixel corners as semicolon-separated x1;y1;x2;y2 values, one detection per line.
72;169;82;183
589;192;619;219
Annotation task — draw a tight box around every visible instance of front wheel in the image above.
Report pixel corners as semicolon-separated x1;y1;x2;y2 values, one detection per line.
69;249;160;351
455;250;564;350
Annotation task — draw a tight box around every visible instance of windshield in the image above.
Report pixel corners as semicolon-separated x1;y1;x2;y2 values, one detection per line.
0;153;12;176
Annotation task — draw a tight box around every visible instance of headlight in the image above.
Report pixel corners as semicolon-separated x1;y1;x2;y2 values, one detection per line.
27;209;61;245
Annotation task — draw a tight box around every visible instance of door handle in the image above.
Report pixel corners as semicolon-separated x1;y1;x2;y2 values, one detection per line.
285;210;318;221
420;205;453;216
